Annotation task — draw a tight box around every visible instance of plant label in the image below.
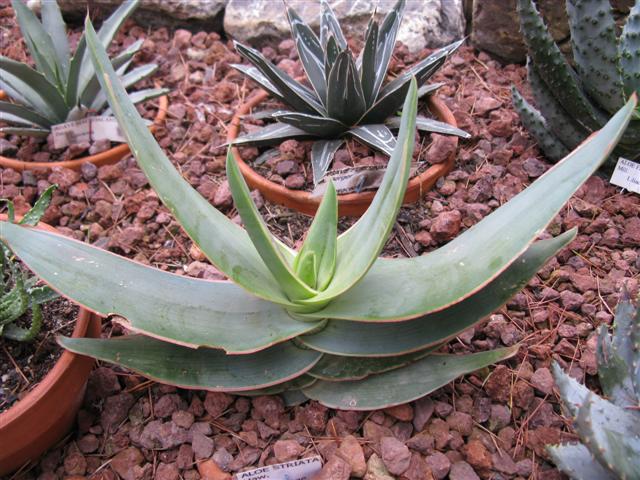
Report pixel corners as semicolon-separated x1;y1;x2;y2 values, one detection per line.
610;157;640;194
313;164;420;196
51;116;127;149
234;456;322;480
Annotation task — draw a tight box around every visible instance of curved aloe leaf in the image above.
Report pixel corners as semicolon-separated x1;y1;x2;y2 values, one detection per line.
566;0;623;113
19;184;56;226
300;96;636;321
619;1;640;98
386;114;470;139
372;0;406;102
286;5;327;103
235;42;325;116
299;232;574;356
66;35;86;107
0;55;67;122
60;335;323;392
0;223;320;353
11;0;60;88
327;51;367;125
303;346;518;410
547;443;616;480
311;139;343;185
41;0;70;82
320;0;347;50
232;121;313;147
349;124;396;156
0;101;52;128
273;111;346;137
297;78;418;308
226;150;317;301
294;181;337;290
308;346;437;382
85;18;297;307
90;63;159;111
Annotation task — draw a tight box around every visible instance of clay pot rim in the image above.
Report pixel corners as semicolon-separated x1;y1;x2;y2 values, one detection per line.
227;90;459;216
0;89;168;172
0;215;97;427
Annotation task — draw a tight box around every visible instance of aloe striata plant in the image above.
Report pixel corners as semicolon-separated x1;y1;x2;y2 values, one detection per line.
0;187;58;341
232;0;470;184
547;292;640;480
512;0;640;164
0;17;636;409
0;0;168;138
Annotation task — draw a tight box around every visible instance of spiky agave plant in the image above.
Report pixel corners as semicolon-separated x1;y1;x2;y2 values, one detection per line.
231;0;470;184
1;187;58;342
0;18;635;409
548;292;640;480
512;0;640;164
0;0;168;138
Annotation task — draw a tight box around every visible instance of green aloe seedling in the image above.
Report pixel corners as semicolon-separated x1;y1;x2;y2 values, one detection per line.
232;0;470;184
512;0;640;164
0;0;168;138
1;187;58;341
0;17;635;409
548;292;640;480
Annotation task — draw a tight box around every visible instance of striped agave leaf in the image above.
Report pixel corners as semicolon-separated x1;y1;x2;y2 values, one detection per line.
230;0;469;184
0;0;167;138
0;19;636;409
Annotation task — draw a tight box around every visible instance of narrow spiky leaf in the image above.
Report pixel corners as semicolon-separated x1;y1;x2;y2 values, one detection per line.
310;139;343;185
320;0;347;49
386;114;471;138
89;63;159;111
372;0;406;101
327;51;367;125
232;122;313;147
361;17;379;105
272;111;347;137
349;124;396;156
0;100;52;128
41;0;70;82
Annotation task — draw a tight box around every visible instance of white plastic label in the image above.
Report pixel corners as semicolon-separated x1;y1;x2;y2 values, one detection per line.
610;157;640;194
51;116;126;149
235;456;323;480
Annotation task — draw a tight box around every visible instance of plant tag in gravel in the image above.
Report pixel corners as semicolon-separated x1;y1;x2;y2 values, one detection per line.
610;157;640;194
90;116;127;143
235;456;322;480
313;164;420;196
51;119;92;149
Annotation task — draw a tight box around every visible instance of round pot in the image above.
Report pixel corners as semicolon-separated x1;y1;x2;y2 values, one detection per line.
0;90;168;172
227;91;459;216
0;216;101;475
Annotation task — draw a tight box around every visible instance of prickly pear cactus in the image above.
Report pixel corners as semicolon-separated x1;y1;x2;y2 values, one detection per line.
513;0;640;164
548;291;640;480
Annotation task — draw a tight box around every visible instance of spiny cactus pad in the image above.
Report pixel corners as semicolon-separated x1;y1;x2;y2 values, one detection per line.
548;292;640;480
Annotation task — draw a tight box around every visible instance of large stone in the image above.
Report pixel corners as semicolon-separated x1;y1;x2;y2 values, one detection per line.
224;0;465;53
29;0;227;27
471;0;569;62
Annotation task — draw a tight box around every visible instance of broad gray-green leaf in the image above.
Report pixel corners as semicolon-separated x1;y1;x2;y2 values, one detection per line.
235;42;325;116
85;19;300;307
303;346;517;410
296;79;417;308
226;150;316;301
547;443;616;480
360;18;379;105
0;55;67;122
327;51;367;125
0;100;52;128
0;223;320;353
386;114;471;139
309;346;437;381
232;122;314;147
299;232;574;356
619;1;640;98
294;181;337;291
320;0;347;49
298;97;635;321
11;0;60;88
60;335;322;392
311;139;343;185
77;0;140;95
349;124;396;156
273;111;347;137
287;5;327;103
372;0;406;102
90;63;159;111
66;35;86;107
41;0;70;82
230;375;317;396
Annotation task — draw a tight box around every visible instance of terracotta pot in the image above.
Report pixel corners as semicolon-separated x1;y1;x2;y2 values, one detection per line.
227;91;459;216
0;89;168;172
0;215;101;475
